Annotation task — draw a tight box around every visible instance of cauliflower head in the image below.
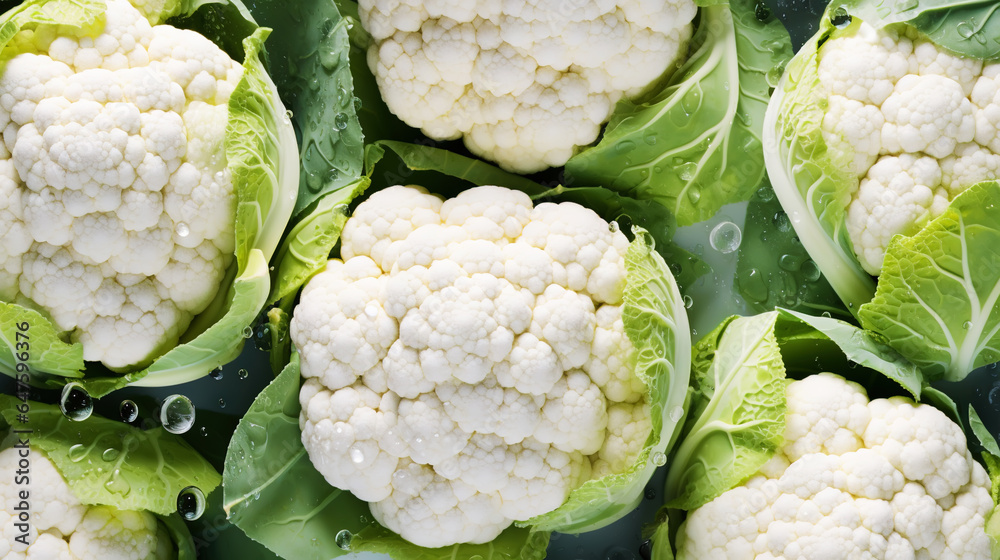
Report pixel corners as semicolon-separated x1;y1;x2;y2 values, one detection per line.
357;0;697;173
815;21;1000;274
0;448;172;560
290;184;654;547
678;373;994;560
0;0;244;369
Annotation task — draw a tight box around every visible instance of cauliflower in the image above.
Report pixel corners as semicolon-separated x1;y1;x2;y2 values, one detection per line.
356;0;697;173
290;184;658;547
678;373;994;560
0;0;297;375
807;21;1000;275
0;448;172;560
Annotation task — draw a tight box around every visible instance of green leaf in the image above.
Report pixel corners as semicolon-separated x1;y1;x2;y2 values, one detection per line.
270;178;370;306
859;181;1000;382
565;0;792;226
224;355;548;560
651;514;676;560
777;309;923;399
763;11;876;316
664;312;786;511
0;303;84;380
0;396;221;515
832;0;1000;59
157;513;199;560
242;0;366;217
525;230;691;533
969;405;1000;458
736;183;850;319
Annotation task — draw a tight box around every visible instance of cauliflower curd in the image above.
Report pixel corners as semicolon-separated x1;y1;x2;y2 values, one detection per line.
290;184;652;547
0;0;243;369
817;22;1000;274
0;448;171;560
679;373;994;560
358;0;697;173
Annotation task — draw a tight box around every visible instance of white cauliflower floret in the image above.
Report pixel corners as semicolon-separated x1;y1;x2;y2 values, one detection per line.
818;22;1000;275
358;0;697;173
0;448;170;560
678;373;994;560
0;0;244;369
845;155;949;274
292;184;652;547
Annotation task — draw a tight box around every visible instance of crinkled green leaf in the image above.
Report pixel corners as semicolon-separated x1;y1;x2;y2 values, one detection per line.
0;396;221;515
664;312;786;511
565;0;792;226
526;230;691;533
736;183;850;319
763;10;876;315
0;303;83;380
970;405;1000;458
224;356;549;560
157;513;198;560
859;181;1000;382
832;0;1000;59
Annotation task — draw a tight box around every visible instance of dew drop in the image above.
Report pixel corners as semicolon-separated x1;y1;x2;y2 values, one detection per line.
964;320;973;330
102;448;120;462
644;487;656;500
209;367;223;380
615;140;636;154
737;267;769;304
238;368;249;380
60;383;93;421
335;529;353;550
683;295;693;309
334;112;349;130
200;426;208;437
104;469;130;496
687;187;702;204
754;1;771;21
677;162;698;182
778;254;802;272
68;444;88;463
177;486;206;521
800;260;821;282
283;109;294;124
159;395;195;435
175;222;190;238
651;452;667;467
669;406;684;422
772;211;791;232
353;97;362;111
119;400;138;423
608;221;620;233
831;6;852;28
242;325;253;338
218;398;227;409
709;221;742;254
990;385;1000;407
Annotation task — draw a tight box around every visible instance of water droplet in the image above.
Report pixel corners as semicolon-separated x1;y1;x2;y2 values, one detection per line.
737;267;769;304
687;187;702;203
677;162;698;182
209;367;223;380
683;295;693;309
643;133;657;146
218;398;226;409
754;2;771;20
772;211;791;232
964;320;973;330
238;368;249;380
334;112;349;130
159;395;195;435
119;400;138;423
177;486;206;521
766;64;785;88
989;385;1000;406
283;109;293;124
319;46;341;70
680;87;702;114
709;221;742;254
608;221;620;233
335;529;353;550
615;140;636;154
60;383;93;421
669;406;684;422
68;443;88;463
778;254;802;271
104;469;130;496
242;325;253;338
644;487;656;500
102;448;120;462
651;452;667;467
830;6;852;28
175;222;190;238
349;447;365;464
353;96;362;111
201;426;208;437
800;260;821;282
